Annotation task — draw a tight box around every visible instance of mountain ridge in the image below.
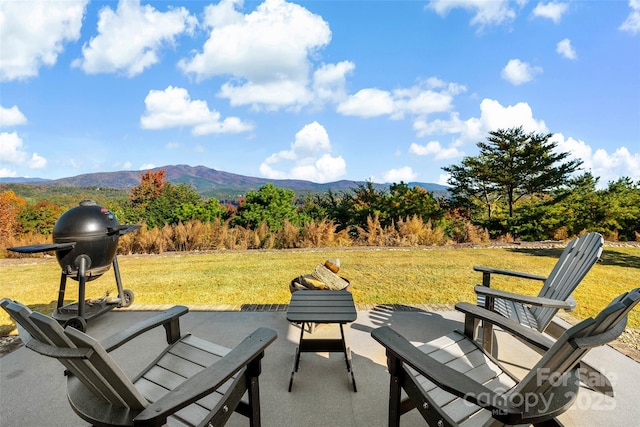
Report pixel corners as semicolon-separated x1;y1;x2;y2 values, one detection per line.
1;164;449;200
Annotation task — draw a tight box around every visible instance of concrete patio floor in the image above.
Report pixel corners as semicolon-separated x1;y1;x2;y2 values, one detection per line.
1;305;639;426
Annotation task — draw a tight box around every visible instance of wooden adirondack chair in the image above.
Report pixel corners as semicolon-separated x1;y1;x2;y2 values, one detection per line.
371;288;639;427
0;299;277;427
474;232;603;352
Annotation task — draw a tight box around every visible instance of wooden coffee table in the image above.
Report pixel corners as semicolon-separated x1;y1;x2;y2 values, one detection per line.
286;290;357;392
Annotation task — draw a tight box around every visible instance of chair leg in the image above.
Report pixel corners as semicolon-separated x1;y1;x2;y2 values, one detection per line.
247;358;263;427
387;355;402;427
483;295;495;354
463;314;480;340
247;376;261;427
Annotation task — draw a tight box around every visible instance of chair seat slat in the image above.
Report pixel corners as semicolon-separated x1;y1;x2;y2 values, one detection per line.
135;377;220;426
180;334;232;357
477;295;539;330
168;341;228;367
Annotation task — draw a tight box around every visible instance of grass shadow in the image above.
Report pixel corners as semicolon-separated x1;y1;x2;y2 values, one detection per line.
598;249;640;269
507;247;564;260
507;247;640;269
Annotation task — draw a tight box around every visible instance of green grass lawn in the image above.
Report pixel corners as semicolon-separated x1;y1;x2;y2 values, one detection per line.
2;245;639;336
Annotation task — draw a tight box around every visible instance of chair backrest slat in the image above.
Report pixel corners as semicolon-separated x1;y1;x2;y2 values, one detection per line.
1;300;112;401
30;312;148;410
515;288;639;396
590;289;640;335
531;232;603;329
64;326;148;409
28;312;147;409
0;299;148;410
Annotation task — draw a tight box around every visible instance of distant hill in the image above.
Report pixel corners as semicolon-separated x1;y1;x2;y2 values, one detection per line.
1;165;449;200
0;177;49;184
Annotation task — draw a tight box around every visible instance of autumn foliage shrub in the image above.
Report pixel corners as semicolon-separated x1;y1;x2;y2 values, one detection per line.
2;216;501;257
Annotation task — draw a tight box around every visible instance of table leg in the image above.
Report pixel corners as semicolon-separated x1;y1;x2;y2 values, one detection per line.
340;324;357;392
289;322;306;392
295;323;305;372
288;321;357;392
288;348;298;392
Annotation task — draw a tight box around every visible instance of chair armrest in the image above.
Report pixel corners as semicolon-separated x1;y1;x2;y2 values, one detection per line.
101;305;189;352
474;286;576;311
474;266;547;286
371;326;513;415
455;302;554;352
133;327;278;427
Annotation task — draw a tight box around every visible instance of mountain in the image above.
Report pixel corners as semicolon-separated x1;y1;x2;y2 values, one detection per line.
1;165;450;200
0;177;49;184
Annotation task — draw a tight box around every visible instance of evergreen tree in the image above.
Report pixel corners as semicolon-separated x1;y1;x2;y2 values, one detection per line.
443;127;582;221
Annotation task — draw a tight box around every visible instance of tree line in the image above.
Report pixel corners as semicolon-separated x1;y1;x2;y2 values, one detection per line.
1;127;638;254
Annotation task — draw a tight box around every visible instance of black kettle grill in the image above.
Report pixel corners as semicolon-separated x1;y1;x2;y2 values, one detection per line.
8;200;140;331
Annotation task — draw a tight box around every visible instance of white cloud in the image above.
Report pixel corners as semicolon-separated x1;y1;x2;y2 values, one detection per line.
551;133;640;188
381;167;417;183
409;141;464;160
501;59;543;85
0;132;47;173
290;121;332;154
532;2;569;23
338;79;466;119
28;152;47;169
412;98;548;151
312;61;355;105
179;0;331;110
72;0;196;77
620;0;640;34
438;173;451;186
427;0;520;28
259;121;346;182
140;163;156;171
219;80;313;111
413;113;466;138
0;0;87;81
0;168;16;178
475;98;548;135
337;88;395;118
392;79;464;118
140;86;254;135
0;132;28;164
556;38;577;59
0;105;28;127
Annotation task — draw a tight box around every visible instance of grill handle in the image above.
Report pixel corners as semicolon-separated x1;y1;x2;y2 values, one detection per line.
106;225;142;236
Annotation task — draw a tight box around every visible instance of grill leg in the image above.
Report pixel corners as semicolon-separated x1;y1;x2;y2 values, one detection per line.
57;272;68;309
112;256;125;299
76;257;88;319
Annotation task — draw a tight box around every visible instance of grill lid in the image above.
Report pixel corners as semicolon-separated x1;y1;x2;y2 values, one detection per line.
53;199;119;240
8;200;140;280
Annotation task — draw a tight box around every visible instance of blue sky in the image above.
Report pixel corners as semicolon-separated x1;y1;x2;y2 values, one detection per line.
1;0;639;188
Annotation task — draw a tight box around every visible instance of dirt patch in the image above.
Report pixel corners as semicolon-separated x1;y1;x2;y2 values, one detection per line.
0;335;23;357
615;329;640;361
